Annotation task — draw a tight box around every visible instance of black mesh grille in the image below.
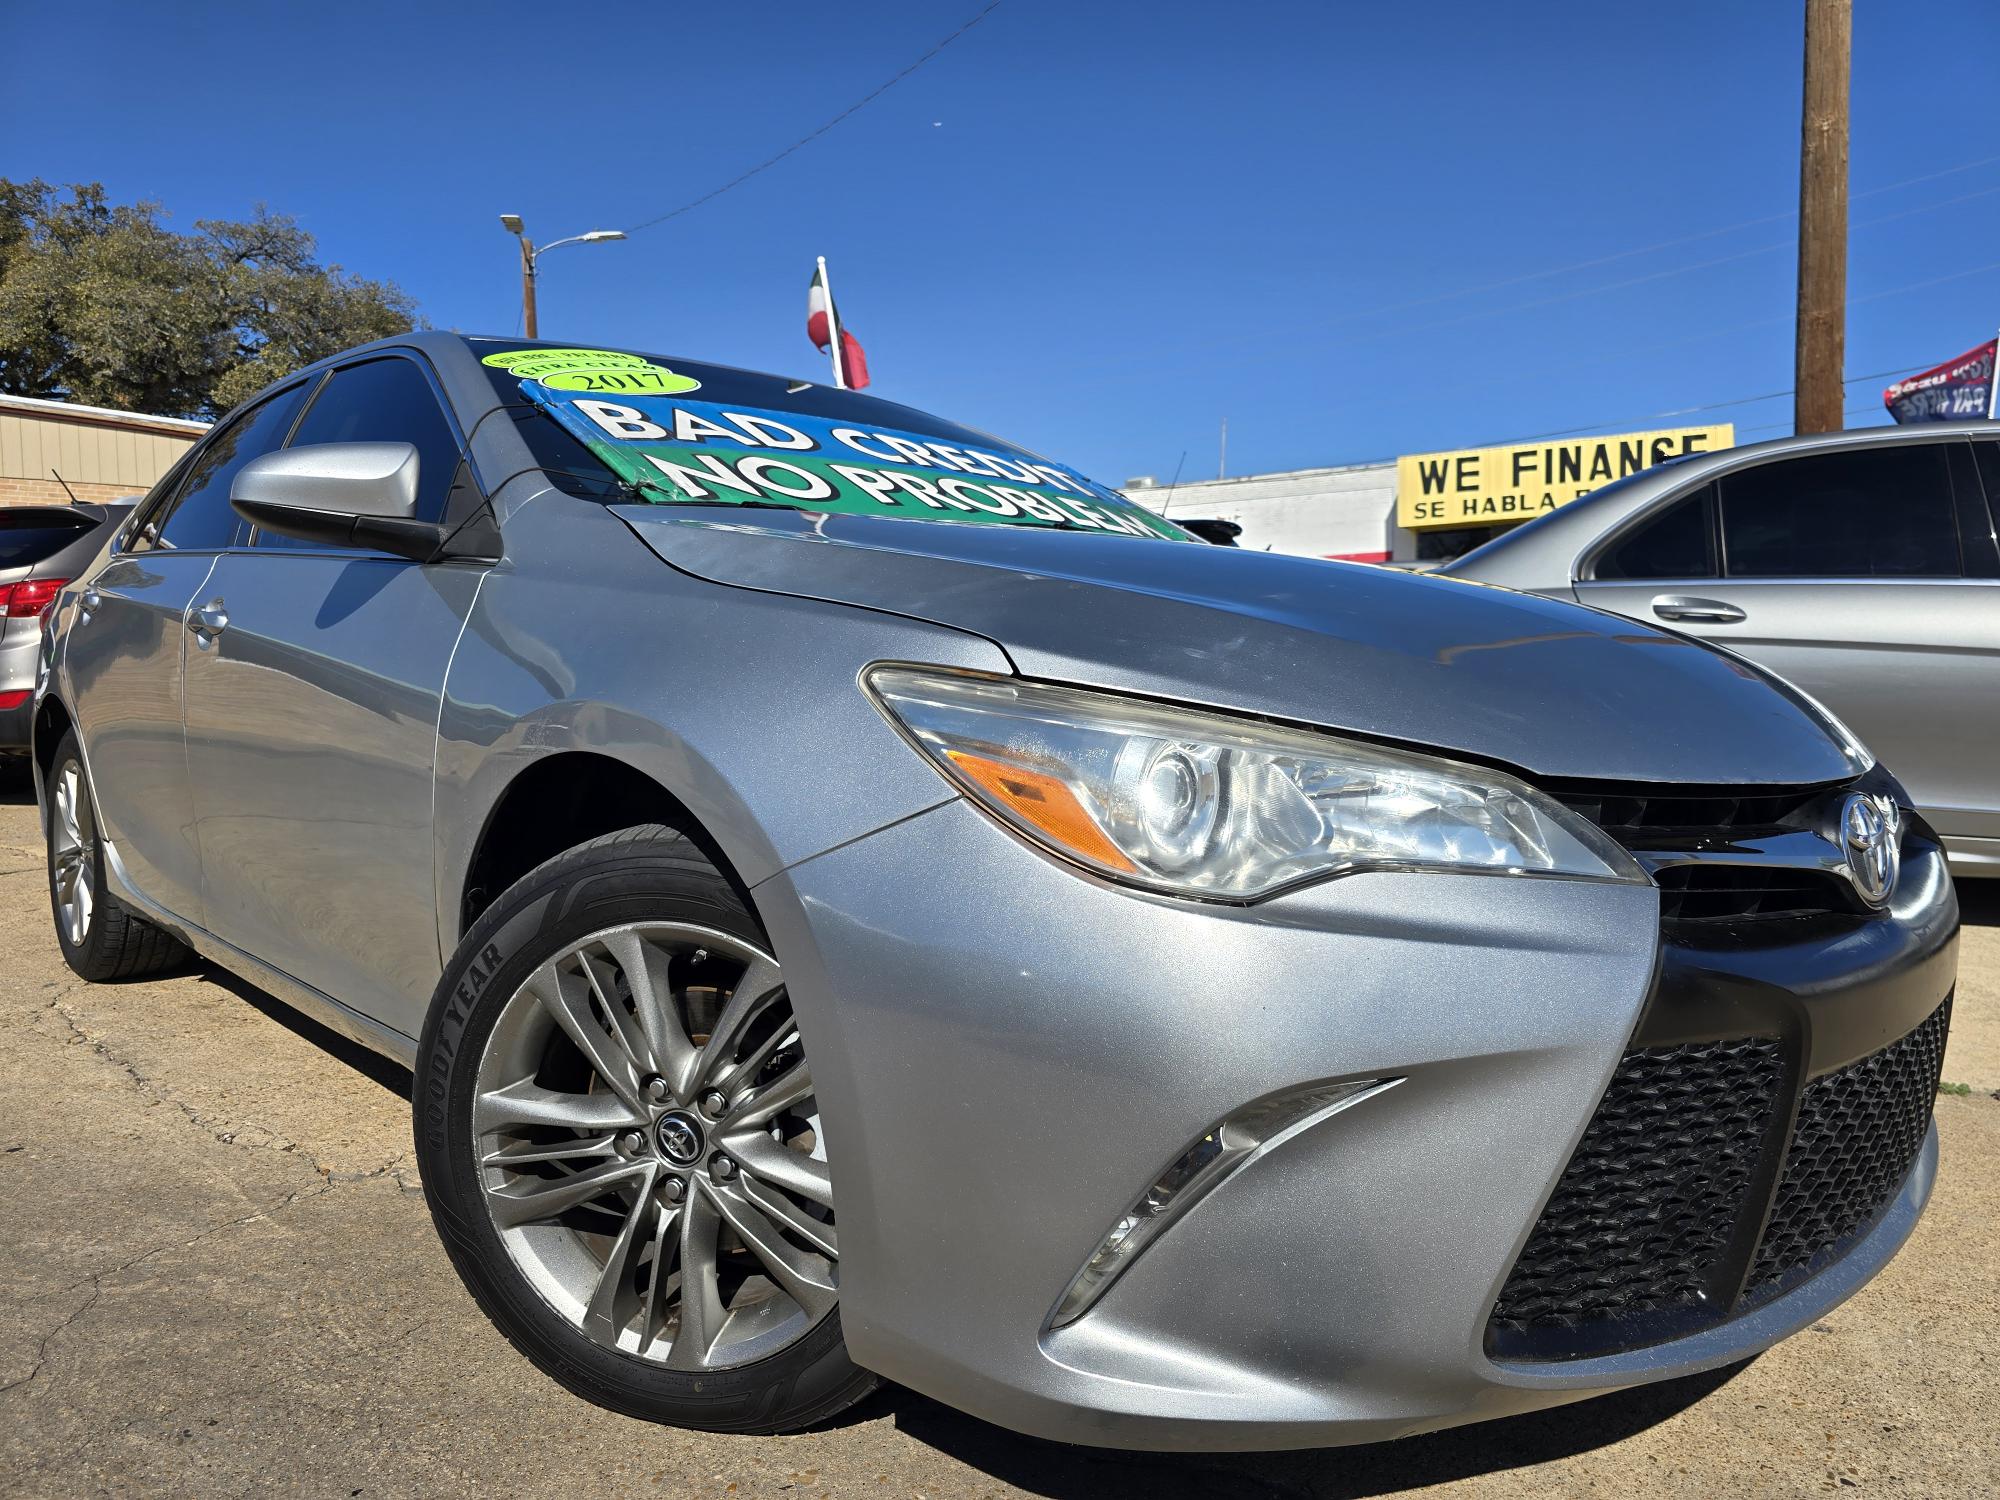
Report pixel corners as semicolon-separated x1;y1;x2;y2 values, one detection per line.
1746;996;1951;1299
1487;1036;1785;1354
1492;998;1951;1361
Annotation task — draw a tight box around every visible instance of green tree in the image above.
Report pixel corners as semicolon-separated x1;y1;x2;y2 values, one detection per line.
0;180;418;418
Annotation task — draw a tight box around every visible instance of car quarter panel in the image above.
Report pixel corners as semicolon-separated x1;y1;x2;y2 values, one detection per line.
431;489;1014;970
752;795;1666;1448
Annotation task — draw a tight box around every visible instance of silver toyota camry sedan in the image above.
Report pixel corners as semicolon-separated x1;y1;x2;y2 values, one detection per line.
34;333;1958;1450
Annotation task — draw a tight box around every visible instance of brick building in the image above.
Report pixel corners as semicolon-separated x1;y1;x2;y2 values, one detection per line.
0;393;207;508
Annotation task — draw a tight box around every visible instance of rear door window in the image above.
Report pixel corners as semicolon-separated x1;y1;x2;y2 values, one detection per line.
1592;487;1717;580
0;510;96;568
1719;444;1961;578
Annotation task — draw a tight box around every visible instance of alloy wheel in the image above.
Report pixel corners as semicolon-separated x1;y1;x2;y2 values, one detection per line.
50;761;95;948
473;921;836;1369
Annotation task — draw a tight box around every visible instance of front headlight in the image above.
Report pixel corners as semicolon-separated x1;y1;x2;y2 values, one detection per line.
865;667;1647;900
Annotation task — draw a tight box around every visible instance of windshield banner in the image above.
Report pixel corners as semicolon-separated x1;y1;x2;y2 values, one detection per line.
520;383;1184;540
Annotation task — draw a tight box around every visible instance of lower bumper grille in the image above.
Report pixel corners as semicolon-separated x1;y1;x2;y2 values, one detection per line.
1489;995;1950;1361
1745;998;1951;1301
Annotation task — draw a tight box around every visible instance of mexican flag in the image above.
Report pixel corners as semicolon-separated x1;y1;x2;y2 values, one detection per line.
807;259;871;390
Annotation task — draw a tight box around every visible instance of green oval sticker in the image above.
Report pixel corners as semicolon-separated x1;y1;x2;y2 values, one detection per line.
539;366;703;395
481;347;648;373
482;346;701;395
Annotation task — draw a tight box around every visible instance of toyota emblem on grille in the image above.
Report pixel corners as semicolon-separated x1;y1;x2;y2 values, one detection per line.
1839;793;1898;908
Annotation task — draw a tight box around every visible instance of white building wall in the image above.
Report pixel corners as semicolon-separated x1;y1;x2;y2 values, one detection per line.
1129;461;1409;561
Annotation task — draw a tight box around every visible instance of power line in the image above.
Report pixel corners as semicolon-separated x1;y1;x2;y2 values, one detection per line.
625;3;1004;234
1499;363;1930;445
1738;403;1883;439
1289;254;2000;472
1084;176;2000;383
1348;150;2000;321
1443;252;2000;448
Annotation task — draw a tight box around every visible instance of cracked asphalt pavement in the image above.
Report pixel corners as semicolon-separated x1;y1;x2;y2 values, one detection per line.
2;783;1996;1499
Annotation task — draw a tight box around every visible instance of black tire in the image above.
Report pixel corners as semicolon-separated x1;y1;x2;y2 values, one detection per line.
414;823;877;1433
45;730;190;982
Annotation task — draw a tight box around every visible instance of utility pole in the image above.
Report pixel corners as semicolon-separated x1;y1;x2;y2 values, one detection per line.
1218;416;1228;480
1793;0;1851;434
517;233;539;339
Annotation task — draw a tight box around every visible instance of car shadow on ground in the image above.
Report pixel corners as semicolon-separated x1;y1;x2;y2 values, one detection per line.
860;1361;1751;1499
196;962;415;1099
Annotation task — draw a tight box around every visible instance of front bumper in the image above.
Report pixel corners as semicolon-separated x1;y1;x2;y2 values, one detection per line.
752;797;1956;1451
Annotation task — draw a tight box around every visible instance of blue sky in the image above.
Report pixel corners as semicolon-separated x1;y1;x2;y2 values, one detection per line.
6;1;1999;482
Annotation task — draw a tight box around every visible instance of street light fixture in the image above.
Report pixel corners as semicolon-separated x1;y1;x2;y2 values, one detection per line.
499;215;626;339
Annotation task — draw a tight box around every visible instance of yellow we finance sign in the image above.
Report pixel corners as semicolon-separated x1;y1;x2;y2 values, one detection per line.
1396;424;1733;531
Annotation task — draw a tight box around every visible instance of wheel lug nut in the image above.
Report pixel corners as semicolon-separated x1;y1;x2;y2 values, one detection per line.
700;1089;727;1118
710;1155;736;1183
641;1075;670;1103
617;1130;645;1156
661;1175;686;1203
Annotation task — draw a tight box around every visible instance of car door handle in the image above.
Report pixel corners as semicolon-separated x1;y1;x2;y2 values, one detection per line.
188;598;229;644
1650;594;1745;624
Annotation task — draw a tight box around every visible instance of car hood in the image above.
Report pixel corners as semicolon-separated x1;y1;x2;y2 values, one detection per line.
614;506;1859;786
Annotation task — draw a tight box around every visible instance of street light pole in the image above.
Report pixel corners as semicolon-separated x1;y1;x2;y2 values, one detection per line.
518;231;539;339
499;216;625;340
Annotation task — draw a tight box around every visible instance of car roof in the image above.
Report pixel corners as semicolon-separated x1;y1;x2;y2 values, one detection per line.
1439;420;2000;587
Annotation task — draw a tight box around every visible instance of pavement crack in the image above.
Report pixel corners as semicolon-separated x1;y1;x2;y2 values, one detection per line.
0;1281;102;1398
42;994;420;1193
3;1181;343;1401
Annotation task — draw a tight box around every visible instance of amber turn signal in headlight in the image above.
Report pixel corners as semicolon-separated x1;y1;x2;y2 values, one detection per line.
866;667;1645;901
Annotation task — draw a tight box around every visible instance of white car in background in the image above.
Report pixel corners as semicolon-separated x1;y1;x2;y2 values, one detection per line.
1442;424;2000;876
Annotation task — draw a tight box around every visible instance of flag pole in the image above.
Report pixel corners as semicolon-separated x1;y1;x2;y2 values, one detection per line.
1990;327;1999;420
817;256;847;391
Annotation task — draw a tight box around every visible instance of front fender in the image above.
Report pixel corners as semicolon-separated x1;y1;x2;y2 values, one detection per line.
431;494;1011;967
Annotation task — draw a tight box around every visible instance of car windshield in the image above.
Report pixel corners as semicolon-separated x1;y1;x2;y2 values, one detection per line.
473;340;1191;542
0;509;95;567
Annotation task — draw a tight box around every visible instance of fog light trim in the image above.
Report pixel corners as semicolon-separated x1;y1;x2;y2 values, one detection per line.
1048;1076;1401;1328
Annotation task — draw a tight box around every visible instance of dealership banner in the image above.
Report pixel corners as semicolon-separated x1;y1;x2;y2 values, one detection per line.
1395;425;1734;532
1883;337;1998;423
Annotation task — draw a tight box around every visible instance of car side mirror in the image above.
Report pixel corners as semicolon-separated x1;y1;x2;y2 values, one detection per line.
230;442;488;563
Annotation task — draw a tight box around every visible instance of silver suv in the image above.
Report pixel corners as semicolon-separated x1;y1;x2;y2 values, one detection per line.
1441;424;2000;876
34;334;1959;1449
0;502;131;756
